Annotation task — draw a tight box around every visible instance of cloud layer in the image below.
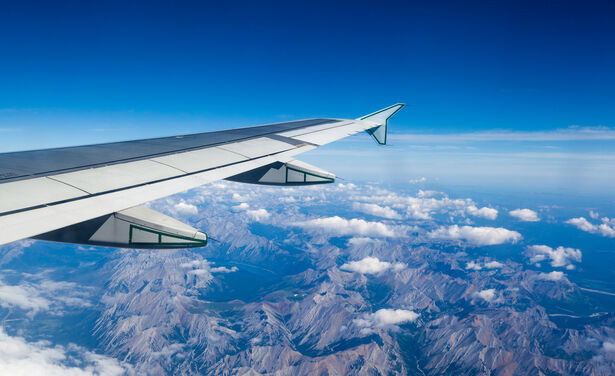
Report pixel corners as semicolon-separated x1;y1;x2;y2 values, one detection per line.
0;328;128;376
467;205;498;220
353;190;498;221
340;257;405;275
181;259;238;277
484;261;504;269
0;276;91;317
173;202;198;216
429;225;522;246
246;209;270;221
473;289;496;302
566;217;615;237
526;245;582;269
351;202;402;219
509;209;539;222
466;260;504;271
294;216;399;237
232;202;271;221
354;308;419;334
538;271;565;281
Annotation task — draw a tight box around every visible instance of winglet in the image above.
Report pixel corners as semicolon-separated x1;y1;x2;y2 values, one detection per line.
358;103;405;145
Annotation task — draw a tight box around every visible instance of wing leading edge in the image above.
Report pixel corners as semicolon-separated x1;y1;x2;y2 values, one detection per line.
0;104;404;247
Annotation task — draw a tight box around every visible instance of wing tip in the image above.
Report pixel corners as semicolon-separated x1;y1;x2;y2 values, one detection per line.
358;103;405;123
360;103;405;145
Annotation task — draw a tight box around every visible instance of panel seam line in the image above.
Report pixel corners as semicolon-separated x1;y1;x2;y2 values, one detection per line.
46;176;93;195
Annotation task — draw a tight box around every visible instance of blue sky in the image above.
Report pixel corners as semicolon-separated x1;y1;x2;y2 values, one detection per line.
1;1;614;192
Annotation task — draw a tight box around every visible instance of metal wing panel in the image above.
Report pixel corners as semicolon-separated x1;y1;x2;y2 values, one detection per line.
0;145;314;246
288;120;373;145
217;137;297;158
0;177;87;213
0;118;339;183
0;156;273;246
151;146;248;173
275;120;351;138
51;160;185;194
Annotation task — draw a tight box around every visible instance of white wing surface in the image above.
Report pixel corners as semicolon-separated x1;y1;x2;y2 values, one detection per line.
0;104;404;247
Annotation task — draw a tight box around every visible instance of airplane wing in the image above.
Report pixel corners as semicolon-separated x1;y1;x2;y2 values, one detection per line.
0;103;404;248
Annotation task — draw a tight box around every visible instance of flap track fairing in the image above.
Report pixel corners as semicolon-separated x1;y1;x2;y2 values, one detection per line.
34;205;207;249
226;159;335;186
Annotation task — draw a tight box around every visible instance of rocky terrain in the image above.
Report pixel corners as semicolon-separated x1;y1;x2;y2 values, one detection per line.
1;182;614;375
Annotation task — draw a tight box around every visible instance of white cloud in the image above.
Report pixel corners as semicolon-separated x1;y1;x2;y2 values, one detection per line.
229;198;270;221
0;327;129;376
37;280;91;310
466;260;504;271
429;225;522;246
0;285;50;315
337;183;356;189
340;257;405;275
0;240;34;266
0;277;91;317
467;205;498;220
357;190;499;222
473;289;496;302
509;209;540;222
354;308;419;334
566;217;615;238
179;260;213;281
232;202;250;211
371;309;419;326
181;259;237;276
416;189;441;198
589;210;599;219
465;261;482;271
209;266;238;274
484;261;504;269
187;269;211;276
409;177;427;184
246;209;270;221
566;217;595;232
230;201;270;220
603;341;615;352
232;192;250;201
180;260;203;268
173;202;198;215
526;245;582;268
346;237;380;247
294;216;399;237
352;202;402;219
538;271;565;281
